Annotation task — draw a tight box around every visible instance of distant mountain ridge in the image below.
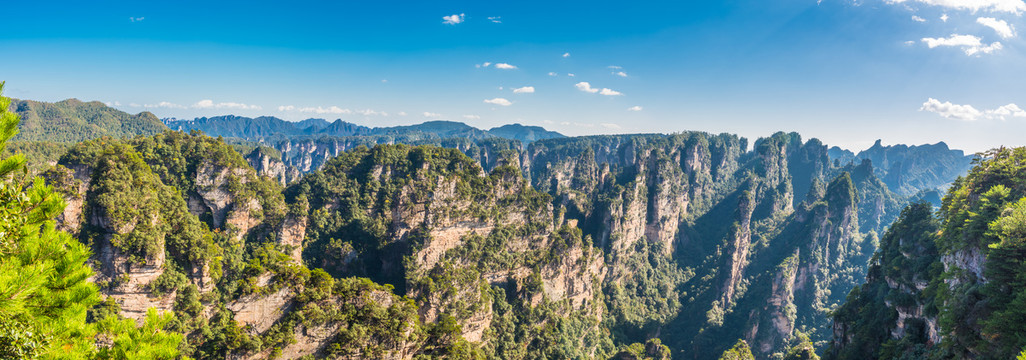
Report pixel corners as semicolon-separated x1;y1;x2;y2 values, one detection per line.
163;115;564;143
828;139;973;196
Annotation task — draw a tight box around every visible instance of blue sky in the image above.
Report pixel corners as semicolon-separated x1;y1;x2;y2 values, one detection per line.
2;0;1026;152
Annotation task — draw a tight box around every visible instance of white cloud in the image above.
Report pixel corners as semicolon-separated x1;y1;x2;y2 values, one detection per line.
575;82;622;96
488;16;501;23
628;106;643;111
423;111;442;118
443;13;465;25
575;82;599;93
129;17;145;22
988;103;1026;119
129;103;141;107
920;98;982;120
463;114;481;119
547;72;558;76
484;98;512;106
144;101;185;109
220;102;262;110
912;15;927;22
398;111;408;116
941;13;950;21
476;62;492;68
567;73;575;77
512;86;535;93
905;40;917;45
193;99;261;110
887;0;1026;14
494;63;517;69
920;98;1026;120
299;106;351;114
600;123;622;129
357;109;388;116
562;52;570;58
278;105;295;111
921;34;1002;55
978;17;1016;38
608;65;622;69
104;101;122;107
614;71;628;77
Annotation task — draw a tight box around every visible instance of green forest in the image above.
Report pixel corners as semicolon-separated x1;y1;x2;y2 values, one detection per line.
1;88;1020;360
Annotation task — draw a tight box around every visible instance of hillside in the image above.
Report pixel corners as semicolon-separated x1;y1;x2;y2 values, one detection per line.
828;146;1026;360
10;98;166;142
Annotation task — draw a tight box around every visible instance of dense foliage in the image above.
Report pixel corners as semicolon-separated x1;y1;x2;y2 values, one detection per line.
0;82;182;359
10;98;165;143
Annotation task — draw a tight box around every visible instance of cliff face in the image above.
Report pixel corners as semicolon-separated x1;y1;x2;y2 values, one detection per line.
265;136;522;174
245;146;301;186
36;128;958;359
827;147;1026;360
284;145;610;358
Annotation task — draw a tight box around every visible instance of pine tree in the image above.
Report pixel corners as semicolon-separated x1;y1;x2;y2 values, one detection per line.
0;82;183;359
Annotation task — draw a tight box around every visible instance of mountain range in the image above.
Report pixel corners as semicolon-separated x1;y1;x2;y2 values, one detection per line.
1;97;996;359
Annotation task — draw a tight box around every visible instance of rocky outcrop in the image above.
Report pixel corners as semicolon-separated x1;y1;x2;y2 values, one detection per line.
246;147;301;185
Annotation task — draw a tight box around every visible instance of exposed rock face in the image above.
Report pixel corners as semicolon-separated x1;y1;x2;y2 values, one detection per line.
942;247;986;286
193;162;252;229
748;250;800;354
228;284;294;334
278;214;307;263
246;147;301;185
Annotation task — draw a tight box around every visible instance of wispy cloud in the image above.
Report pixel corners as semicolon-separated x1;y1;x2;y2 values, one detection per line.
463;114;481;119
484;98;512;106
628;105;643;111
978;17;1016;38
298;106;350;114
920;98;1026;120
144;101;185;109
614;71;628;77
494;63;517;69
194;99;262;110
129;17;145;22
488;16;501;23
989;103;1026;119
442;13;465;25
575;82;599;93
547;72;558;76
912;15;927;22
600;123;622;129
512;86;535;93
476;62;492;68
887;0;1026;14
356;109;388;116
423;111;442;118
575;82;622;96
562;52;570;58
921;34;1002;55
